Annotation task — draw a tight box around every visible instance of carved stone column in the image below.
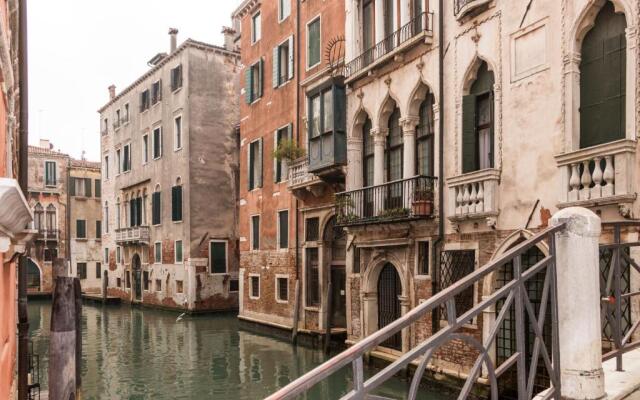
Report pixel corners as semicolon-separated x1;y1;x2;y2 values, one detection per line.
362;291;377;336
401;116;419;179
399;295;411;353
347;137;364;191
563;52;581;152
373;128;387;186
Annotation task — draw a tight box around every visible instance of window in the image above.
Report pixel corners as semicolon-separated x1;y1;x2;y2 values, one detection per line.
142;134;149;163
278;210;289;249
417;95;435;176
305;217;319;241
417;241;430;275
76;220;86;239
95;179;101;197
126;273;131;288
96;221;102;239
176;280;183;293
172;183;182;222
102;118;109;135
143;271;149;290
104;203;109;234
154;242;162;264
440;250;476;319
77;263;87;279
151;80;162;105
116;201;121;229
248;139;263;190
115;109;121;129
33;204;43;231
306;248;320;306
175;240;183;263
70;177;92;197
279;0;291;21
44;248;58;262
116;246;121;264
276;276;289;302
152;127;162;159
122;143;131;172
45;204;56;230
104;155;109;179
210;241;228;274
362;118;374;187
230;279;239;292
251;215;260;251
124;103;130;123
579;2;627;149
462;61;494;173
307;85;346;169
353;247;361;274
273;37;294;87
307;17;321;68
152;188;161;225
156;279;162;292
116;149;121;174
171;65;183;92
174;115;182;150
274;125;291;182
245;60;264;104
251;12;261;43
45;161;57;187
386;107;403;182
250;275;260;299
129;196;142;227
117;278;122;288
95;262;101;279
140;89;150;112
363;0;375;64
104;247;109;263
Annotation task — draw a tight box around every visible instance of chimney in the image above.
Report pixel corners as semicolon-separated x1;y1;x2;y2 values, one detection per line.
222;27;236;51
108;84;116;100
39;139;51;149
169;28;178;53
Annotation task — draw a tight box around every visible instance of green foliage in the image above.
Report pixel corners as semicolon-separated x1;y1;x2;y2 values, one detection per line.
272;139;306;162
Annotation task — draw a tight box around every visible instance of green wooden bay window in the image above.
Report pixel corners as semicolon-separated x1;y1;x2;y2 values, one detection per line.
307;82;346;172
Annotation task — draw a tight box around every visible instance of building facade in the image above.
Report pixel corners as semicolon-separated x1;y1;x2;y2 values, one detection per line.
233;0;347;336
336;0;640;392
98;31;241;312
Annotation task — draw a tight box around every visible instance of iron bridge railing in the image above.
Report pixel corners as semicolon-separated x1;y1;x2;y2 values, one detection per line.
266;223;566;400
343;12;433;79
599;221;640;371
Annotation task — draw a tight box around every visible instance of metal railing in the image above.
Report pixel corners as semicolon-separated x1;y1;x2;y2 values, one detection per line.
599;221;640;371
266;223;565;400
335;176;437;226
35;228;59;240
343;12;432;79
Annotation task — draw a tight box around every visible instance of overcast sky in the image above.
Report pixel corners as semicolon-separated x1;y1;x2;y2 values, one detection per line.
28;0;240;161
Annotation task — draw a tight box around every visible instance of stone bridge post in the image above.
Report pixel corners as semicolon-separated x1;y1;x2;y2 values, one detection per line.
551;207;605;400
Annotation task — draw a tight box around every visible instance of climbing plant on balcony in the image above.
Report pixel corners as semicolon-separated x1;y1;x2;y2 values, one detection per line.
272;139;306;162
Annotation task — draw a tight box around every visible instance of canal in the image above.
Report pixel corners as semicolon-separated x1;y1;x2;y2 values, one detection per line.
28;300;452;399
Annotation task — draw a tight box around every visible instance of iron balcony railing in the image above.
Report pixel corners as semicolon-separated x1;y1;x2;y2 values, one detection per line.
343;12;433;79
599;221;640;371
335;176;437;227
35;228;59;240
115;225;150;244
266;223;565;400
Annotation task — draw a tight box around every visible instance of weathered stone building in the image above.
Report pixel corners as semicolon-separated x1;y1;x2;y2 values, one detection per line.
233;0;347;336
98;30;241;312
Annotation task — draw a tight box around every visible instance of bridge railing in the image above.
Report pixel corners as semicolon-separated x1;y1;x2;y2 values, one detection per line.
266;223;567;400
600;221;640;371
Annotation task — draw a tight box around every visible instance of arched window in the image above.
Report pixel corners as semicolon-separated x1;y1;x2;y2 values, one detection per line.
385;107;403;182
416;94;435;176
323;216;346;262
33;203;43;231
45;204;56;231
462;61;495;173
172;178;183;222
362;117;374;187
580;2;627;148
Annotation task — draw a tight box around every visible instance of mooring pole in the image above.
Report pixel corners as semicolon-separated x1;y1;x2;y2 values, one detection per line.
49;275;79;400
323;282;332;355
291;279;301;345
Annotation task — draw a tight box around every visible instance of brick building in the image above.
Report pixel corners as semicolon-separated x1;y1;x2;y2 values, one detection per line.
98;30;241;312
233;0;347;336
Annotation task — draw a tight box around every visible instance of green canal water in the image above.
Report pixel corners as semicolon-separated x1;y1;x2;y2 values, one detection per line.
28;300;453;399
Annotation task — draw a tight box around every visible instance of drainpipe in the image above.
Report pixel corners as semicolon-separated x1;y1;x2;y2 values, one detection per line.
294;0;301;282
17;0;30;399
431;0;445;334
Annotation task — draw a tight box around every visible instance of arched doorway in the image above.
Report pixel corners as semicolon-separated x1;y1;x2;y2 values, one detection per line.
495;244;550;398
324;217;347;328
377;263;402;350
132;254;142;301
27;258;41;291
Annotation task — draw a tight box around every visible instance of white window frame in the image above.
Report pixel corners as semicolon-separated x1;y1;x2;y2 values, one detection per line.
152;126;163;160
142;133;149;164
251;11;261;44
306;15;322;70
115;109;121;130
277;209;289;250
275;274;289;303
414;239;433;278
116;246;121;264
250;214;260;251
122;143;131;173
174;240;183;264
103;154;110;180
209;240;228;275
249;273;261;300
151;79;162;105
44;160;57;187
154;241;162;264
123;103;130;123
278;0;291;22
116;148;122;175
275;37;293;87
174;114;183;151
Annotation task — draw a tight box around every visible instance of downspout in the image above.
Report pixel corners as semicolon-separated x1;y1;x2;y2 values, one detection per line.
295;0;301;281
66;158;71;273
431;0;445;334
17;0;29;399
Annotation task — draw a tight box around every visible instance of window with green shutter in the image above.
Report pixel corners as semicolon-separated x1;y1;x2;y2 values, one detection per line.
462;61;494;173
76;220;86;239
172;185;182;222
307;17;321;67
94;179;101;197
579;2;626;149
210;241;227;274
246;60;263;103
248;139;263;190
152;190;161;225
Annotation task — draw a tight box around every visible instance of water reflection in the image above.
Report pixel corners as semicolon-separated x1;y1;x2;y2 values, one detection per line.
28;300;450;399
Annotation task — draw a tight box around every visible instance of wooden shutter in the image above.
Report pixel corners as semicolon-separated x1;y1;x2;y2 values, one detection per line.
172;186;182;221
210;242;226;274
158;79;163;101
273;130;278;182
283;124;293;179
462;94;477;173
85;178;92;197
273;46;280;88
152;192;161;225
245;67;252;104
95;179;101;197
257;138;263;188
247;143;253;190
288;36;294;80
257;59;264;98
69;177;76;196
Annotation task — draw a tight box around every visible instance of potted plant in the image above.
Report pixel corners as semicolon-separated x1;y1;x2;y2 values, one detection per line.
272;139;306;162
412;186;434;216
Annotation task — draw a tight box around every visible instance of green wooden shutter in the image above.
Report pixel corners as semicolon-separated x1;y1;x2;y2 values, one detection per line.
273;130;278;182
69;177;76;196
273;46;280;88
211;242;226;274
257;138;263;188
257;59;264;98
152;192;161;225
95;179;101;197
245;67;252;104
176;186;182;221
85;178;92;197
247;144;252;190
462;94;477;173
288;36;294;80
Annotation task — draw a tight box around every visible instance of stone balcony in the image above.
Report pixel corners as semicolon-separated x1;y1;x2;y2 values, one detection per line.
555;139;636;210
454;0;493;20
287;157;326;198
35;228;59;241
447;168;500;222
115;225;150;245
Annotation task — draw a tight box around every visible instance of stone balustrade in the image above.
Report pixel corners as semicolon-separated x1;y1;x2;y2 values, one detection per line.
447;169;500;220
287;157;325;197
555;139;636;207
115;225;150;245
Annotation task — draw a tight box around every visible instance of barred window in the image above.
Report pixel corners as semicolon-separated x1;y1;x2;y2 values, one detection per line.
440;250;475;321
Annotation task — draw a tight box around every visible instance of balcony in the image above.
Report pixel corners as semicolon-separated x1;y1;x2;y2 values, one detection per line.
343;12;433;81
35;228;59;241
115;226;150;245
288;157;326;198
454;0;492;20
447;168;500;222
335;176;437;227
555;139;636;209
